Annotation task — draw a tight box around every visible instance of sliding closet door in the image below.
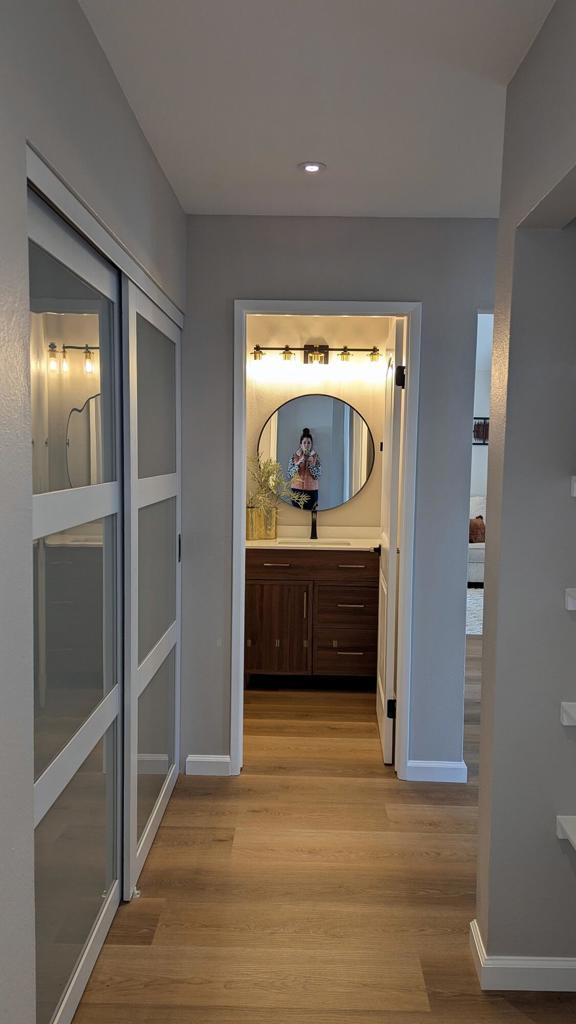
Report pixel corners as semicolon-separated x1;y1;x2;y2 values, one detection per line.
28;190;122;1024
123;281;181;898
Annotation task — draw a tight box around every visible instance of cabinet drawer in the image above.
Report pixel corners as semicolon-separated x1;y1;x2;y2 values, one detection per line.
314;628;377;676
246;548;379;582
315;585;378;627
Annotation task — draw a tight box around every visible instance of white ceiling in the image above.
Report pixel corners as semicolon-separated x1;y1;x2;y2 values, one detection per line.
79;0;554;218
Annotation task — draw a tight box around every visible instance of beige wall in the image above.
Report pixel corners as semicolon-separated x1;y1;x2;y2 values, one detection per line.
181;214;496;764
477;0;576;964
246;314;393;533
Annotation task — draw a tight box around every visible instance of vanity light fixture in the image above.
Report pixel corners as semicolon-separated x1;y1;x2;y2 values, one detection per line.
84;345;94;375
48;343;59;374
249;342;382;366
298;161;326;175
61;346;69;374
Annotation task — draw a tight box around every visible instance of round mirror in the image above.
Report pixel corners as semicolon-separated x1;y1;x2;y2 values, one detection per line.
258;394;375;512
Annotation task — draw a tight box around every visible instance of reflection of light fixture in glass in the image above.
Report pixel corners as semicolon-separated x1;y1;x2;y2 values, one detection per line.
339;347;351;362
369;347;381;362
61;346;69;373
253;345;263;361
282;346;293;361
84;345;94;375
48;343;59;373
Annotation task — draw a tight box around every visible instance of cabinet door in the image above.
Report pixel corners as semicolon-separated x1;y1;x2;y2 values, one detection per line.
278;583;312;674
245;582;282;673
245;581;311;674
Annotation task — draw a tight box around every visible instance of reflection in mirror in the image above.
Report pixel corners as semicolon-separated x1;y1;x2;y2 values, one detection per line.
29;239;114;494
66;394;102;488
258;394;375;512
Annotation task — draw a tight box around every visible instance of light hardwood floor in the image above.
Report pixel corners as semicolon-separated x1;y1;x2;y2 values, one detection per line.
74;636;576;1023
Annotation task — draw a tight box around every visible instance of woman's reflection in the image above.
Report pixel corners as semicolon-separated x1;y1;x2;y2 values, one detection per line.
288;427;322;510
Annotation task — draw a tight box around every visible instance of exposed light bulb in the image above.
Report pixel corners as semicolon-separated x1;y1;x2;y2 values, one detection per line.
84;346;94;375
61;346;69;373
369;347;381;362
253;346;263;361
48;343;59;374
339;347;351;362
282;346;293;361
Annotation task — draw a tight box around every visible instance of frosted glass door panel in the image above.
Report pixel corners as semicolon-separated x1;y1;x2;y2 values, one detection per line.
29;238;116;494
35;727;116;1024
137;314;176;479
137;650;175;840
138;497;176;663
33;517;117;780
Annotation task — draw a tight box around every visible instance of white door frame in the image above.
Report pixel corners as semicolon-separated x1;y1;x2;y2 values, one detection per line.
231;299;421;778
123;281;182;899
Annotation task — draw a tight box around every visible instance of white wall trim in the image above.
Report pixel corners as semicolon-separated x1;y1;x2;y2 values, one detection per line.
186;754;236;776
232;299;421;780
402;759;468;783
470;919;576;991
26;145;184;327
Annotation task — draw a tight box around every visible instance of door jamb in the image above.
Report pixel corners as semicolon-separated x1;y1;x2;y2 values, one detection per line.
231;299;421;777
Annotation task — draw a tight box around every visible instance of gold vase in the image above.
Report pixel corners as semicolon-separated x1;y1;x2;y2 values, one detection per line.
246;507;277;541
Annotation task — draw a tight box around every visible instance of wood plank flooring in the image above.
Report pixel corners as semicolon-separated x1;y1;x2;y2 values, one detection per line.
74;636;576;1023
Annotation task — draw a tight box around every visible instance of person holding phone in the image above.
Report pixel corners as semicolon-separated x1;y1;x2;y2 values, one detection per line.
288;427;322;510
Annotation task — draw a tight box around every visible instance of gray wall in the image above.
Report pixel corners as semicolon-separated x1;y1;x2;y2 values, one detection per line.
0;2;185;1021
181;215;496;763
477;0;576;959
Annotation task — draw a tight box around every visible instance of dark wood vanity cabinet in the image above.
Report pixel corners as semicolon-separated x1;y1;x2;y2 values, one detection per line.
245;548;379;679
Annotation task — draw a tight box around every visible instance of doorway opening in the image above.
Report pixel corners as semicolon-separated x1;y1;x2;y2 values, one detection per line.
465;311;493;783
232;301;421;778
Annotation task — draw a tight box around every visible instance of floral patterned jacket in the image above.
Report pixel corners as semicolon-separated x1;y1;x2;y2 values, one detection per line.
288;449;322;491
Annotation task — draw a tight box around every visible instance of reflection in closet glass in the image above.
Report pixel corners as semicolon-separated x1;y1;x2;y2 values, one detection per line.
35;727;116;1024
137;650;175;840
138;497;176;663
29;240;115;494
137;314;176;479
33;517;116;780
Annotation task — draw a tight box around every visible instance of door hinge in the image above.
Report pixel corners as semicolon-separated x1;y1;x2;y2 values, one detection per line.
178;533;182;562
395;365;406;389
386;698;397;720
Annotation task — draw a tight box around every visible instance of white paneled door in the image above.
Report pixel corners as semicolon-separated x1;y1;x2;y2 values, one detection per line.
123;281;181;899
29;190;123;1024
29;189;182;1023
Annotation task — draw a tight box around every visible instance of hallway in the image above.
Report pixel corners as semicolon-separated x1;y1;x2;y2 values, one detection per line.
74;638;573;1022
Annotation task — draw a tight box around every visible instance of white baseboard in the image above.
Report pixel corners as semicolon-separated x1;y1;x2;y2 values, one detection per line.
470;919;576;991
400;759;468;783
185;754;236;776
137;753;170;774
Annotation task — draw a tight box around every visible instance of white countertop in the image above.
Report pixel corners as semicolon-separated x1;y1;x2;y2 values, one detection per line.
246;537;381;551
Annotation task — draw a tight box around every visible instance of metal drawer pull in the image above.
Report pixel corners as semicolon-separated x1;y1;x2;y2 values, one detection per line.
337;603;365;608
263;562;291;567
338;564;366;569
303;591;308;619
337;651;364;656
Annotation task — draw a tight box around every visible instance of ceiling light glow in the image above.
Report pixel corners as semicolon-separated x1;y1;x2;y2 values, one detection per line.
298;161;326;175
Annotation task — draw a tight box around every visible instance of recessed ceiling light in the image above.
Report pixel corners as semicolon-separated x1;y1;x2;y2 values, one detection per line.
298;161;326;175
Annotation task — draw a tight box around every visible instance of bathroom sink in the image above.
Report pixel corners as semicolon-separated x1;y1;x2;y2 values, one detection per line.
275;540;352;547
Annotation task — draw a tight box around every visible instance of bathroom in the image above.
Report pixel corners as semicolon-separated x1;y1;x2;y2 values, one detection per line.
239;307;416;769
